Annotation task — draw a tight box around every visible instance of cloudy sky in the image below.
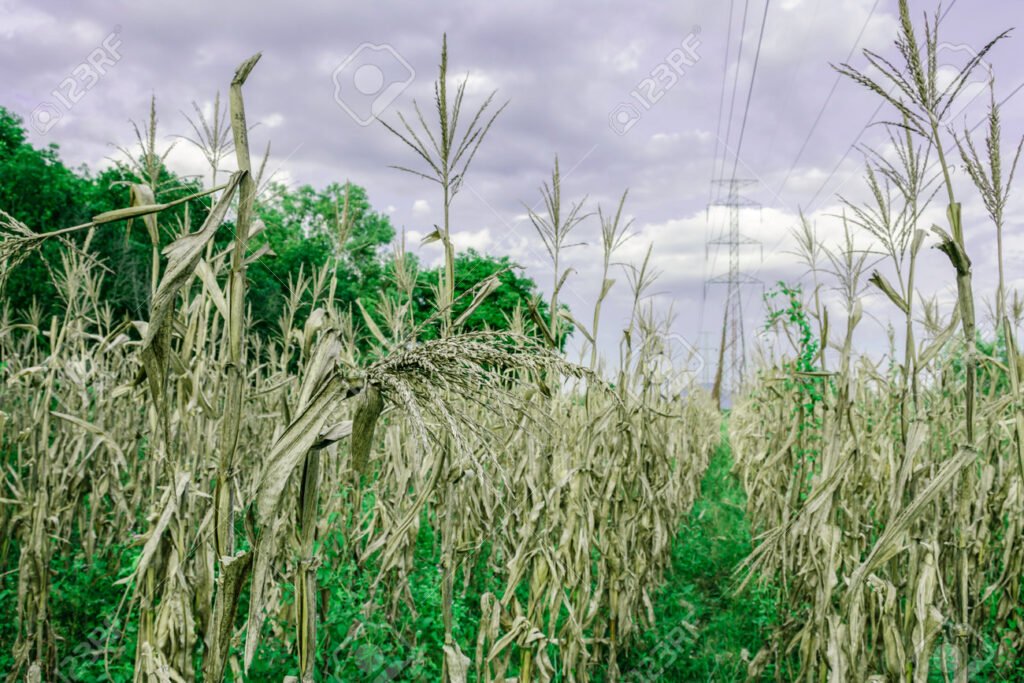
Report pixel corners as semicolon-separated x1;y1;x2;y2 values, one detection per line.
3;0;1023;382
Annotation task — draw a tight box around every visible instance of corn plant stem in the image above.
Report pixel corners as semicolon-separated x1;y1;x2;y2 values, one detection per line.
205;52;261;683
902;243;919;441
931;118;977;676
297;449;320;682
13;182;230;243
438;45;457;680
904;132;922;436
442;193;454;338
1002;319;1024;483
215;53;260;558
438;36;453;339
933;122;976;448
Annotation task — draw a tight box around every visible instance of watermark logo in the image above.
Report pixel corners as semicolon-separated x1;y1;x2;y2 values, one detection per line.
326;631;416;682
30;102;63;134
627;332;705;401
621;614;698;682
55;618;124;682
31;28;123;135
332;43;415;126
930;621;1005;681
935;42;993;126
609;29;702;136
609;102;643;136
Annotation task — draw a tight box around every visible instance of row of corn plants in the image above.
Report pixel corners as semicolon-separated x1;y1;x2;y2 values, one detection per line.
0;39;718;682
732;3;1024;680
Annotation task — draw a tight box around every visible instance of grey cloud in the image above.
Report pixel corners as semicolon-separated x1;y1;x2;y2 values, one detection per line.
3;0;1023;364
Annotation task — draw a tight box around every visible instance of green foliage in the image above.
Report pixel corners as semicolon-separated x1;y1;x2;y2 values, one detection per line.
611;428;778;682
82;163;208;317
240;513;502;681
0;107;93;322
947;329;1018;397
402;249;566;345
249;181;395;337
0;107;557;350
0;541;139;681
0;106;209;321
763;282;822;404
763;282;825;496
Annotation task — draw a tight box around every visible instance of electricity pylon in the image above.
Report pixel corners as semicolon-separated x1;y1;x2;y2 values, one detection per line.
705;178;761;407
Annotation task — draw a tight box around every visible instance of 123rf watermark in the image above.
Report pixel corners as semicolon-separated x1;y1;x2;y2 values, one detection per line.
332;43;415;126
31;27;123;135
935;42;993;126
621;613;699;682
610;29;702;136
626;332;706;402
324;627;418;682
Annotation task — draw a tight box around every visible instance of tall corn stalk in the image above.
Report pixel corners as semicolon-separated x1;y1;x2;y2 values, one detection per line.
733;6;1024;680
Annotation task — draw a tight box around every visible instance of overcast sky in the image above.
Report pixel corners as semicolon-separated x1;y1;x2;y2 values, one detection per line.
3;0;1024;383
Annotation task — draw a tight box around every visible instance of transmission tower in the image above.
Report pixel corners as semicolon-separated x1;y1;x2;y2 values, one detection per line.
705;178;761;405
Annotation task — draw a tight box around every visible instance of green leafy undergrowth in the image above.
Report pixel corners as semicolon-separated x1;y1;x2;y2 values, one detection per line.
611;427;777;682
1;429;786;683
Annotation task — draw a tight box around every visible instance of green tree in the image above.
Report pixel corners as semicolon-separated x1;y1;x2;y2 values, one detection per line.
0;106;566;351
0;106;210;322
398;248;568;347
0;107;92;322
249;181;395;336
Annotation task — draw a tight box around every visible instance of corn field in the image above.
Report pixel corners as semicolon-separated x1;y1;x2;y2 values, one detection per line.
730;3;1024;680
0;43;720;683
4;2;1024;682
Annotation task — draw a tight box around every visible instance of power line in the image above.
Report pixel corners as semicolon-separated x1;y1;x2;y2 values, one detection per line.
707;0;737;212
705;0;754;305
804;0;961;211
702;0;769;403
700;0;738;341
729;0;771;180
706;179;762;405
747;74;1024;304
776;0;880;198
718;0;752;188
938;0;960;24
805;99;885;210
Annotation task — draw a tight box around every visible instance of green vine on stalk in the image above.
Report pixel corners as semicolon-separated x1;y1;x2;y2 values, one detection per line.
764;282;825;498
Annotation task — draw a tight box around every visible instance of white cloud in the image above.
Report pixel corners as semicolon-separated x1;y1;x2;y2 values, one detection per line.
460;70;501;97
0;3;53;39
262;112;285;128
412;198;431;217
649;130;710;146
69;19;106;46
607;40;645;74
454;226;494;252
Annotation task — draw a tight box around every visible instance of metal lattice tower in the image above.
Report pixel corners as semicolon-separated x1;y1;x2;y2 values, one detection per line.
705;178;761;402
